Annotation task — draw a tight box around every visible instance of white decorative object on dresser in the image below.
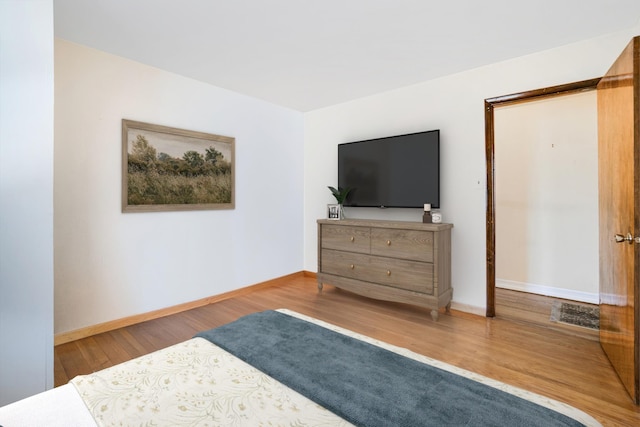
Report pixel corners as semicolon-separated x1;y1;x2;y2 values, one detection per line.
317;219;453;320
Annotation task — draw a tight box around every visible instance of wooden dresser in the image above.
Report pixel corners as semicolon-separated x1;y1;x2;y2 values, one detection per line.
317;219;453;320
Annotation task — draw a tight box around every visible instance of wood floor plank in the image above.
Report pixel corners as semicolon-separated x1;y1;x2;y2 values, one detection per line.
53;348;68;387
55;341;92;382
111;328;151;359
54;277;639;426
75;336;111;373
91;331;137;367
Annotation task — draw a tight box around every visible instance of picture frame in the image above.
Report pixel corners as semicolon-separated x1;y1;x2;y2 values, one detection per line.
122;119;235;213
327;204;341;220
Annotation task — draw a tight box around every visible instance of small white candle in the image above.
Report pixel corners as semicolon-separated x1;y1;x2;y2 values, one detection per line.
424;204;431;212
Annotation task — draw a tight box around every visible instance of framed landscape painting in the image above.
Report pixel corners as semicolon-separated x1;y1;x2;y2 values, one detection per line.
122;119;235;212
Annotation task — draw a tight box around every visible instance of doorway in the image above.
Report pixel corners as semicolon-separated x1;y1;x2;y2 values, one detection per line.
484;79;601;317
494;91;599;306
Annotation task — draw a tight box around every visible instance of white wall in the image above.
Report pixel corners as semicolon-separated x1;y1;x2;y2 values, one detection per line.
303;27;639;314
55;40;304;334
0;0;54;405
495;92;599;303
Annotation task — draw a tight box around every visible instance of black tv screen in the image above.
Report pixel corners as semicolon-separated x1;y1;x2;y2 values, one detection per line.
338;130;440;208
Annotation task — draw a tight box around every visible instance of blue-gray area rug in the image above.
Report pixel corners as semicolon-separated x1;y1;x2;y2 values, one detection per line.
196;310;601;427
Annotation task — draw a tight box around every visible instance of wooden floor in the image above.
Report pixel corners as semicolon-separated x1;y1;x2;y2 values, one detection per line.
55;275;640;426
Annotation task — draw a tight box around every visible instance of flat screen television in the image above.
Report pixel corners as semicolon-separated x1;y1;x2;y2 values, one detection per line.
338;130;440;208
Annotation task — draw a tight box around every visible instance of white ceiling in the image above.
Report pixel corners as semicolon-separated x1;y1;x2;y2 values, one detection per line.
54;0;640;112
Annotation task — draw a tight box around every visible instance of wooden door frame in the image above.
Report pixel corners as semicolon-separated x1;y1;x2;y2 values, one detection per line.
484;78;601;317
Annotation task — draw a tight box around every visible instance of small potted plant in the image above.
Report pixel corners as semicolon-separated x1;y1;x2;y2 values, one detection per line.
328;186;351;219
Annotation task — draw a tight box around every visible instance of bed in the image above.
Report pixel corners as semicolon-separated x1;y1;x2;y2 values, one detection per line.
0;309;602;426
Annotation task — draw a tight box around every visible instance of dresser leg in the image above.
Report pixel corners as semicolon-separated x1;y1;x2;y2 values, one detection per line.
445;301;451;313
430;309;439;321
317;282;323;293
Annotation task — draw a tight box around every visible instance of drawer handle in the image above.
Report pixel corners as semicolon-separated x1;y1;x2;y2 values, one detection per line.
350;236;355;242
386;240;391;246
350;264;355;269
386;270;391;276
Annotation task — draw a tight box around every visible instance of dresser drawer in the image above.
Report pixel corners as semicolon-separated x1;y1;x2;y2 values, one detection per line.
321;249;434;294
371;229;433;262
364;255;433;293
321;225;370;254
321;250;371;280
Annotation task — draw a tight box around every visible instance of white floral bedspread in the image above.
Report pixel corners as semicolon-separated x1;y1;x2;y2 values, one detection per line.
71;336;353;427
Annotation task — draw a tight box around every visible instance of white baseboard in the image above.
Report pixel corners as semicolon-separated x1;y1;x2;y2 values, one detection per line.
496;279;598;304
450;302;486;317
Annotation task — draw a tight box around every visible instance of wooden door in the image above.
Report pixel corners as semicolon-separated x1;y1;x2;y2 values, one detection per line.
597;36;639;404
